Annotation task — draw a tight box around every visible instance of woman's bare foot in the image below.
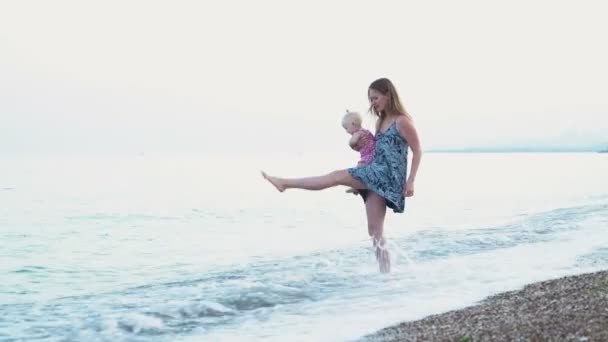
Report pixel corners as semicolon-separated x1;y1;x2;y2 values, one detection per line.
261;171;286;192
378;248;391;273
373;238;390;273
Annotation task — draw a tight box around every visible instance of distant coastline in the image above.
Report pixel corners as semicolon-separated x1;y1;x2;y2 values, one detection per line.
425;144;608;153
425;148;602;153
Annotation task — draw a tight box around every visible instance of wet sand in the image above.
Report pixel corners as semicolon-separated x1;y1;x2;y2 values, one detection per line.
361;270;608;341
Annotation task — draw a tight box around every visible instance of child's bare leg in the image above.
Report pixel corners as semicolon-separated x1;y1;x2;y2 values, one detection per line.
261;170;365;192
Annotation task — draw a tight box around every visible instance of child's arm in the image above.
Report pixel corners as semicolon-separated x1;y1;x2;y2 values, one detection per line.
348;131;362;150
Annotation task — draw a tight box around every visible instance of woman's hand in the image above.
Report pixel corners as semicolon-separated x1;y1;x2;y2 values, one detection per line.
404;179;415;197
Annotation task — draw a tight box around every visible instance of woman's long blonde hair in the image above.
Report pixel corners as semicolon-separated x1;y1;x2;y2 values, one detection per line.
368;78;411;133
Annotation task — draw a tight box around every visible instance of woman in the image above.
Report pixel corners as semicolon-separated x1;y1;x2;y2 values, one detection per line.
262;78;422;273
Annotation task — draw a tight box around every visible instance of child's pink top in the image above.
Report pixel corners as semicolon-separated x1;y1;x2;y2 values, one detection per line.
358;129;376;165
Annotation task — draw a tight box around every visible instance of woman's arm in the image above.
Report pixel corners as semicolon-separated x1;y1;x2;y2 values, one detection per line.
397;116;422;196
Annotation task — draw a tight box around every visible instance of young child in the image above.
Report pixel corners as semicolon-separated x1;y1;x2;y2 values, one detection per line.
342;110;376;194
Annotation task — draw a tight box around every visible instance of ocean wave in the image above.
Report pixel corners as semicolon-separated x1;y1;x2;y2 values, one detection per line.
398;201;608;262
64;213;182;222
3;201;607;341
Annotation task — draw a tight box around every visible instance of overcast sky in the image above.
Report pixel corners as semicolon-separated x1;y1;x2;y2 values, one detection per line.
1;0;607;156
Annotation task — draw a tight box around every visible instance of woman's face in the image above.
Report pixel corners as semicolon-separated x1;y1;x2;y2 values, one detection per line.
368;88;388;112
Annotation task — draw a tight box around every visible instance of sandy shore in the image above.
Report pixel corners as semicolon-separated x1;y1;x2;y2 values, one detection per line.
361;270;608;341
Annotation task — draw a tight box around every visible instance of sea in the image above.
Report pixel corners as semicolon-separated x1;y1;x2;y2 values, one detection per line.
1;152;607;341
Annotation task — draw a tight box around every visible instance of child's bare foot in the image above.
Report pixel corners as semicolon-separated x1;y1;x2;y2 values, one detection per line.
345;188;359;195
261;171;286;192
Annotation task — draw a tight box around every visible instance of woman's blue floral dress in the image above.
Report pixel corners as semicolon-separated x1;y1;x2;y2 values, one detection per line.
348;120;409;213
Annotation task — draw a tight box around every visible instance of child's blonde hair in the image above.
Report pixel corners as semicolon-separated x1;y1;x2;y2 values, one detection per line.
342;111;362;129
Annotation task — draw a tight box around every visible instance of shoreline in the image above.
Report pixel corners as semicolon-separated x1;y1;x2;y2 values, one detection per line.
360;270;608;341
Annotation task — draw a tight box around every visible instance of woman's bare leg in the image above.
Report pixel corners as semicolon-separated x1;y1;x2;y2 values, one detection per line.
345;161;366;195
261;170;366;192
365;192;390;273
